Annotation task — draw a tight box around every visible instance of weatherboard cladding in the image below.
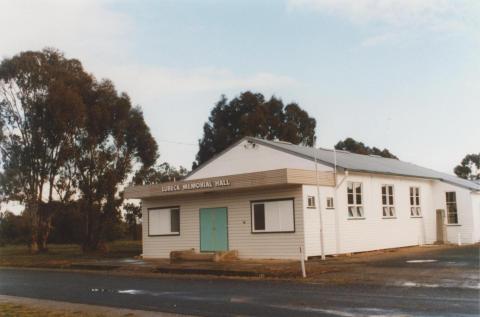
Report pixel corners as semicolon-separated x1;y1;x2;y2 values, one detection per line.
243;137;480;191
142;186;304;259
125;168;335;199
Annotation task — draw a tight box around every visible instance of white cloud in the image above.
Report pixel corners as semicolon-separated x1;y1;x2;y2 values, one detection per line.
0;0;297;168
0;0;132;63
288;0;479;48
288;0;479;30
107;65;295;99
360;32;397;47
0;0;294;102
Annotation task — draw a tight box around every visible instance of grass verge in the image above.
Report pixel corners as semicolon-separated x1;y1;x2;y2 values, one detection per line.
0;302;111;317
0;241;141;268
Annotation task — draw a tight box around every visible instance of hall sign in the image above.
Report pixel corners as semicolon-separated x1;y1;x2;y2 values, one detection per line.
161;179;231;193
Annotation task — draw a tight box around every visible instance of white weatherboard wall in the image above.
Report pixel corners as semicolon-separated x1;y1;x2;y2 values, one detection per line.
303;172;437;257
432;181;477;244
142;186;305;260
472;193;480;242
302;185;337;257
187;140;332;180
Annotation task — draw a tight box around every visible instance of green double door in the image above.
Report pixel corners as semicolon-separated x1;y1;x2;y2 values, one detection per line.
200;208;228;252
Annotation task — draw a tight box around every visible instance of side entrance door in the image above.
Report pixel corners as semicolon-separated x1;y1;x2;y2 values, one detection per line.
436;209;445;244
200;208;228;252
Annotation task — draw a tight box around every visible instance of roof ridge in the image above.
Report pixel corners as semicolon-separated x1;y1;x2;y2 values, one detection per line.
248;137;479;191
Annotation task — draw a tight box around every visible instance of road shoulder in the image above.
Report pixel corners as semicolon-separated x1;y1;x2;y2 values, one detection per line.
0;295;193;317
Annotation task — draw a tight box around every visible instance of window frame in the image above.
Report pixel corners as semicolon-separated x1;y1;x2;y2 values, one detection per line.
445;191;459;224
381;184;396;218
347;182;364;219
147;206;181;236
326;197;334;209
307;195;316;209
250;198;295;234
409;186;422;218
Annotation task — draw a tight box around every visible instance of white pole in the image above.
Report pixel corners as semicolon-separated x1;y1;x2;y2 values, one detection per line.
333;147;340;255
314;147;326;260
457;233;462;246
299;246;306;278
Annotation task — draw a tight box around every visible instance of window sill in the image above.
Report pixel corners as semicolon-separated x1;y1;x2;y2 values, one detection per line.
251;230;296;234
306;206;317;209
446;224;461;227
347;217;365;220
148;233;180;237
410;216;423;218
326;207;335;210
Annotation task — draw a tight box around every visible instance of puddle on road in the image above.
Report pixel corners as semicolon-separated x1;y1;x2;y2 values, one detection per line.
401;281;439;288
406;259;437;263
117;289;144;295
269;304;413;317
461;283;480;290
395;280;480;290
90;288;180;296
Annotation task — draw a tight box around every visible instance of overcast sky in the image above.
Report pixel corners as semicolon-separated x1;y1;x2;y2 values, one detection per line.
1;0;479;174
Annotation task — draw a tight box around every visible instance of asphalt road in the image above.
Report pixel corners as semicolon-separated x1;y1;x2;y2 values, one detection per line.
0;268;478;317
1;245;479;317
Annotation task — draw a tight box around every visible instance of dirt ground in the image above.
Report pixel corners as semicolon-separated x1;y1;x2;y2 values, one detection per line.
0;295;188;317
0;245;477;316
1;242;478;287
129;244;480;283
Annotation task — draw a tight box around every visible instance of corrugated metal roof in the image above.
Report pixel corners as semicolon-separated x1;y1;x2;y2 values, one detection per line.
248;137;480;191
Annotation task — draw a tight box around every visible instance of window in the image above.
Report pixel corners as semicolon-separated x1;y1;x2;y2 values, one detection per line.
446;192;458;224
347;182;364;218
253;204;265;230
410;187;421;217
381;185;396;218
148;207;180;236
326;197;334;209
307;196;316;208
251;199;294;233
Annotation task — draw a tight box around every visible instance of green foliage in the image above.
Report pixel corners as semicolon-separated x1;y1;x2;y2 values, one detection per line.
72;80;158;252
193;91;316;168
0;48;158;252
123;202;142;240
335;137;398;159
0;48;89;251
133;162;188;185
47;202;83;244
0;211;29;245
454;153;480;180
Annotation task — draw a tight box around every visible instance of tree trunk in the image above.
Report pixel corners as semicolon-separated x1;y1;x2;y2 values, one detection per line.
82;199;104;253
37;216;52;253
132;223;138;240
25;200;40;253
37;202;56;253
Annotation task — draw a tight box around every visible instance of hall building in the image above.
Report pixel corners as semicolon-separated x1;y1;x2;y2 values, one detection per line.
125;137;480;260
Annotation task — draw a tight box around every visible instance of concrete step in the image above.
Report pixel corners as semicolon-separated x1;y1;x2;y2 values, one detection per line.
170;249;238;263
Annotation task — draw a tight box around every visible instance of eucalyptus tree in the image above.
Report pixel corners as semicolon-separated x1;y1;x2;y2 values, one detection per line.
133;162;188;185
193;91;316;168
454;153;480;180
0;49;89;252
0;48;158;252
74;80;158;252
334;138;398;159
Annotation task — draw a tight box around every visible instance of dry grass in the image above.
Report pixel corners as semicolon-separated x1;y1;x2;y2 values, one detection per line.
0;241;141;268
0;302;111;317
